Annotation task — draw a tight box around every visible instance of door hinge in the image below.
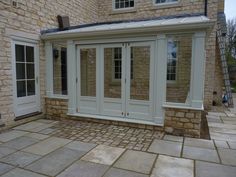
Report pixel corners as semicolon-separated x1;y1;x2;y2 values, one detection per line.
76;77;78;83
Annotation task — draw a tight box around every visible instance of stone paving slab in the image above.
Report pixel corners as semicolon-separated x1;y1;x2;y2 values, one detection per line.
23;137;71;156
1;168;47;177
184;138;215;149
163;135;183;142
38;128;57;135
23;133;49;140
0;130;28;142
81;145;125;165
148;139;182;157
208;112;226;116
196;161;236;177
228;141;236;149
0;151;41;167
1;136;39;150
0;162;14;176
104;168;149;177
57;160;109;177
26;147;85;176
65;141;96;152
0;146;16;159
13;122;47;131
218;149;236;166
36;119;58;124
214;140;229;149
151;155;194;177
183;146;219;163
114;150;156;174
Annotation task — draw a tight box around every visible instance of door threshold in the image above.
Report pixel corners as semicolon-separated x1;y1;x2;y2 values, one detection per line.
67;112;163;126
15;112;42;121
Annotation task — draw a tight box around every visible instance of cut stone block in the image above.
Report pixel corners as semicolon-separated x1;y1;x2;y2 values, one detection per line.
0;130;28;142
0;162;14;176
218;149;236;166
0;151;41;167
196;161;236;177
65;141;96;152
184;138;215;149
151;155;194;177
26;147;85;176
183;146;219;163
57;161;109;177
214;140;229;149
24;133;49;140
1;136;39;150
0;146;16;158
23;137;71;156
1;168;47;177
228;141;236;149
104;168;149;177
148;139;182;157
81;145;125;165
114;150;156;174
163;135;184;142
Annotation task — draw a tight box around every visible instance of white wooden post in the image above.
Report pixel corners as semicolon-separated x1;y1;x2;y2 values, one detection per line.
155;35;167;124
190;32;206;109
67;40;77;114
45;42;53;97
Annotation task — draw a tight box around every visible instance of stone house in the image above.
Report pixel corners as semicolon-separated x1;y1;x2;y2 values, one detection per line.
0;0;226;137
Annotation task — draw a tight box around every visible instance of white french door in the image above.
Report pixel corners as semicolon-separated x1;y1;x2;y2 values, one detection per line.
12;41;40;117
77;41;154;121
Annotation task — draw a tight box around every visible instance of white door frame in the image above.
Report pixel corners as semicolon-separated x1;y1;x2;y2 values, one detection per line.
11;39;40;117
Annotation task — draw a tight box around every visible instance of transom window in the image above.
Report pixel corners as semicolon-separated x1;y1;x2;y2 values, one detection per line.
167;40;178;81
155;0;178;5
113;0;135;9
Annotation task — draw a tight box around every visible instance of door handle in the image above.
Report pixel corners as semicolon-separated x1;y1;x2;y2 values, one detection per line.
127;113;129;116
122;112;124;116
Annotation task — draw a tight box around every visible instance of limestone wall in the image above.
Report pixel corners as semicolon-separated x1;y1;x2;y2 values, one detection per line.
0;0;98;125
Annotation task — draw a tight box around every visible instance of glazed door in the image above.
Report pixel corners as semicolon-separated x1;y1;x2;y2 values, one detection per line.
101;44;125;117
125;42;154;120
13;41;40;117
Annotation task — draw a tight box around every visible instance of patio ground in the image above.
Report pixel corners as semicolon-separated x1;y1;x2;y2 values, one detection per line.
0;109;236;177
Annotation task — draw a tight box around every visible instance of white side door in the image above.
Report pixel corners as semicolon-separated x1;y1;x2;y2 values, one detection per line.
12;40;40;117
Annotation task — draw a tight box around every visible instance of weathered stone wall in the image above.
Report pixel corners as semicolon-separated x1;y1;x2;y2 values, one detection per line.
165;108;202;138
0;0;98;125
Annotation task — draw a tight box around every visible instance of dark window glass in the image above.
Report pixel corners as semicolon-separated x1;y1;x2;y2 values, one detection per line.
27;80;36;96
16;63;25;79
26;46;34;62
15;45;24;62
26;64;35;79
17;81;26;97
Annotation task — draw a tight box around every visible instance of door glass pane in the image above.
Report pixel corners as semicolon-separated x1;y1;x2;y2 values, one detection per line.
27;80;36;96
80;48;96;97
17;81;26;97
104;47;122;99
130;46;150;101
15;45;24;62
26;46;34;62
26;64;35;79
16;63;25;79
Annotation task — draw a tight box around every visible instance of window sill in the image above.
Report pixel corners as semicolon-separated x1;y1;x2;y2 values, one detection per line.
45;95;68;100
110;8;137;15
152;2;182;10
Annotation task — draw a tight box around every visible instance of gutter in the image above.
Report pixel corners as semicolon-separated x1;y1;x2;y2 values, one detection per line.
204;0;208;16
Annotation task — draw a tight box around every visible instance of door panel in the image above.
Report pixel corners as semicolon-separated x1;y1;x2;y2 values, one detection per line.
13;42;40;117
126;43;154;120
102;45;124;117
78;47;97;114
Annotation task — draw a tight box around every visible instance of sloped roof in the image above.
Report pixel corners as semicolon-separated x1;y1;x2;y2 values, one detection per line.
41;15;213;40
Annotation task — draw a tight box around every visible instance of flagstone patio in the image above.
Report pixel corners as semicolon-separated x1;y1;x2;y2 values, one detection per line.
0;109;236;177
